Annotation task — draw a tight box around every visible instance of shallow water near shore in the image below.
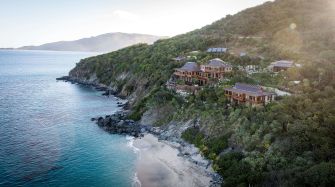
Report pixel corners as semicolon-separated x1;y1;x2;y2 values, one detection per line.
0;50;137;186
134;134;212;187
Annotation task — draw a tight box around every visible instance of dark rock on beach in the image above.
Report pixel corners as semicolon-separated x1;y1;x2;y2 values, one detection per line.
57;76;108;90
122;102;130;110
56;76;126;99
102;90;116;96
92;111;149;137
56;76;143;136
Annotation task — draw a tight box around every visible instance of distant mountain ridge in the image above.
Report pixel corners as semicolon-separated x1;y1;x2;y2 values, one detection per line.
18;32;166;52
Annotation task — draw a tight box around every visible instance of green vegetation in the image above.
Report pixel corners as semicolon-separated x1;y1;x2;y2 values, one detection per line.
175;63;335;186
69;0;335;186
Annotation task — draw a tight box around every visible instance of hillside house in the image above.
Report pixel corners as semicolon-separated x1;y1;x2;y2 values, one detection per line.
268;60;293;72
207;48;228;54
173;58;232;86
224;83;275;106
173;62;207;85
200;58;233;80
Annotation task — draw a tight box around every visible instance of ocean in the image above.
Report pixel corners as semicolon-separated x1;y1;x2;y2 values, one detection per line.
0;50;137;187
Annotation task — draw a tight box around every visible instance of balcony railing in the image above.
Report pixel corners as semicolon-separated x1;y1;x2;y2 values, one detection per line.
226;94;265;104
174;72;194;77
232;95;246;102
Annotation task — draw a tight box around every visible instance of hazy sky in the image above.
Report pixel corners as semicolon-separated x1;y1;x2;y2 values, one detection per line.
0;0;270;47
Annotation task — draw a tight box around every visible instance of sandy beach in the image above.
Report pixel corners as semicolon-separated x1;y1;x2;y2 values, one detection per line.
133;134;214;187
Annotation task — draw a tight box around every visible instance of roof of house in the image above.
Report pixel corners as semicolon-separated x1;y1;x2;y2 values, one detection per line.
271;60;294;68
206;58;232;68
176;62;200;72
225;83;274;96
207;48;228;53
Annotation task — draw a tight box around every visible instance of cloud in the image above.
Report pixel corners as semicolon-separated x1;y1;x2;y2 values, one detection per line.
112;10;140;21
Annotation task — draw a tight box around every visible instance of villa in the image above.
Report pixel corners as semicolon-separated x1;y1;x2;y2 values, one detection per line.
207;47;228;54
268;60;294;72
200;58;233;80
173;58;232;86
224;83;276;106
173;62;206;85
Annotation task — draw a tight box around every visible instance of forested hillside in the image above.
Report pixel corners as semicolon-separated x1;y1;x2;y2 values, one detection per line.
70;0;334;102
69;0;335;186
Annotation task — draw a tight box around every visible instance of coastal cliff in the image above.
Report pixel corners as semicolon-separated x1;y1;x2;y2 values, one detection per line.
66;0;335;186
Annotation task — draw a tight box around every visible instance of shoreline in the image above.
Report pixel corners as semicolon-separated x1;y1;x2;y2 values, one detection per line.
58;77;221;186
133;134;216;187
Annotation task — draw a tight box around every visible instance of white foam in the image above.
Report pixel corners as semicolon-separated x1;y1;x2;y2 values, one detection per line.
126;136;140;154
126;136;142;187
132;172;141;187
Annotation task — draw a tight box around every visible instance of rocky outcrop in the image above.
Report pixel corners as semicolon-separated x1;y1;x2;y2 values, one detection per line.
56;75;123;98
92;111;151;137
56;75;103;87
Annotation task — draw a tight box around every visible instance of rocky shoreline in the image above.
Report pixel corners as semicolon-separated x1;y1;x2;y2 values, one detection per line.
153;121;223;186
57;76;222;186
91;111;151;138
56;76;123;98
91;116;222;186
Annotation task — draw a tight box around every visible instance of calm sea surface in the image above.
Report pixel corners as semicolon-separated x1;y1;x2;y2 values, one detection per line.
0;50;137;187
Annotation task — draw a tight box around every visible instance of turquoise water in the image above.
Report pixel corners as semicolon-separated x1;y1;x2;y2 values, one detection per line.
0;50;137;187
